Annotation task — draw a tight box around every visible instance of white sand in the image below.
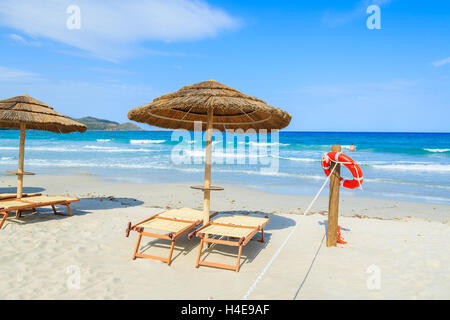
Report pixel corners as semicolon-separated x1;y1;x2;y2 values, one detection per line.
0;174;449;299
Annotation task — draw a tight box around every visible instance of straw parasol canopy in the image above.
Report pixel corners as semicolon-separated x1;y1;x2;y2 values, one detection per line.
0;95;87;133
0;95;87;199
128;80;291;225
128;80;291;132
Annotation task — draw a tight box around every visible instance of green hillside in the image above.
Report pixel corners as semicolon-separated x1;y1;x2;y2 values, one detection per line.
74;117;144;131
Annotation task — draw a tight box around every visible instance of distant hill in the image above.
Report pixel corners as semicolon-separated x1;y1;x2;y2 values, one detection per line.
74;117;144;131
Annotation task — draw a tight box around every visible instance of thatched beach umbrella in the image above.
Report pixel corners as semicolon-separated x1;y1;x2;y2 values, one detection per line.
0;95;87;198
128;80;291;224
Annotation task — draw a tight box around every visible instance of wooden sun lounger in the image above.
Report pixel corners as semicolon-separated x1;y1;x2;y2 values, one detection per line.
190;215;270;272
126;207;218;266
0;195;79;229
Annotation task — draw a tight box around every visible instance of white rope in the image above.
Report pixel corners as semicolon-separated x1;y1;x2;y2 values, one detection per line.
242;164;338;300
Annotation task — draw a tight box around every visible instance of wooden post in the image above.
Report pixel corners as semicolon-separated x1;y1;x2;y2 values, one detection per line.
203;108;214;225
327;145;341;247
17;124;26;199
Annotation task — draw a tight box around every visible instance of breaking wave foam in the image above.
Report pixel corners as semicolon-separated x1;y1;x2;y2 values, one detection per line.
130;140;166;145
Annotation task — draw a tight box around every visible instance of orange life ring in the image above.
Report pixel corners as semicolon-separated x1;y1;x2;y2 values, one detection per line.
321;152;363;189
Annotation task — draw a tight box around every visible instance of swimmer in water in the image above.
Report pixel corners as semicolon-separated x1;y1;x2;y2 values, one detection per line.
350;144;356;152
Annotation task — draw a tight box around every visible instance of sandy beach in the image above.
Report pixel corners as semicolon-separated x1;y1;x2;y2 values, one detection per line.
0;173;449;300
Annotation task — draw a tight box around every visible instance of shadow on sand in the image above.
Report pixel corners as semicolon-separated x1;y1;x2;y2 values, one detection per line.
1;195;144;229
0;186;46;194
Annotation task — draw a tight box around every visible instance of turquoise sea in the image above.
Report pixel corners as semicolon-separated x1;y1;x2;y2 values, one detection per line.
1;131;449;204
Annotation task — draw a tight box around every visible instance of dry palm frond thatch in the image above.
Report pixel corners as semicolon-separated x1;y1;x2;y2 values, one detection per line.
128;80;291;131
0;95;87;133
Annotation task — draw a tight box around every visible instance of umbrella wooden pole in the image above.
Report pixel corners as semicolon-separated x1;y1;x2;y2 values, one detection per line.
17;124;26;199
327;144;341;247
203;108;214;225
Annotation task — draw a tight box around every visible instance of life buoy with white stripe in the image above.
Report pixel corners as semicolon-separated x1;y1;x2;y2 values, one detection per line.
321;152;363;189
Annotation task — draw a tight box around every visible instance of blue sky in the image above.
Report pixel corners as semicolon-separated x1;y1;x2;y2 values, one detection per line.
0;0;449;132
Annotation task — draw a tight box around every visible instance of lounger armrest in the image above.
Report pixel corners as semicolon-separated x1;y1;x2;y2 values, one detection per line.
126;222;132;237
188;222;211;239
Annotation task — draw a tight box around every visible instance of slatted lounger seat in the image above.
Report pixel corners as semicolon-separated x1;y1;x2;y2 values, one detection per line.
18;196;78;216
190;215;270;272
0;195;79;229
126;208;217;266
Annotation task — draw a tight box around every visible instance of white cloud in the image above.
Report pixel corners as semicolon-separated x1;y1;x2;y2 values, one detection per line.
0;66;41;82
0;0;240;61
9;33;27;44
432;57;450;67
7;33;41;46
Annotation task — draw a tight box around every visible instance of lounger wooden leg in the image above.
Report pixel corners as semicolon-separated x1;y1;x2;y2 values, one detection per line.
51;204;73;217
15;208;38;218
66;204;73;216
0;212;9;230
167;241;176;266
236;246;243;272
196;239;204;268
131;230;184;265
251;228;265;243
133;233;143;260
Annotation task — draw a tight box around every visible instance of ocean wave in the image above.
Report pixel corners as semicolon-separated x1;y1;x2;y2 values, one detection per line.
372;163;450;173
130;139;166;144
358;160;432;166
2;159;170;170
0;156;322;179
424;148;450;153
0;146;72;152
365;178;450;190
0;158;206;174
83;146;154;152
237;141;290;147
85;146;155;153
97;139;111;142
275;156;317;162
214;168;324;180
183;150;265;159
0;145;155;153
83;145;113;149
375;192;450;204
